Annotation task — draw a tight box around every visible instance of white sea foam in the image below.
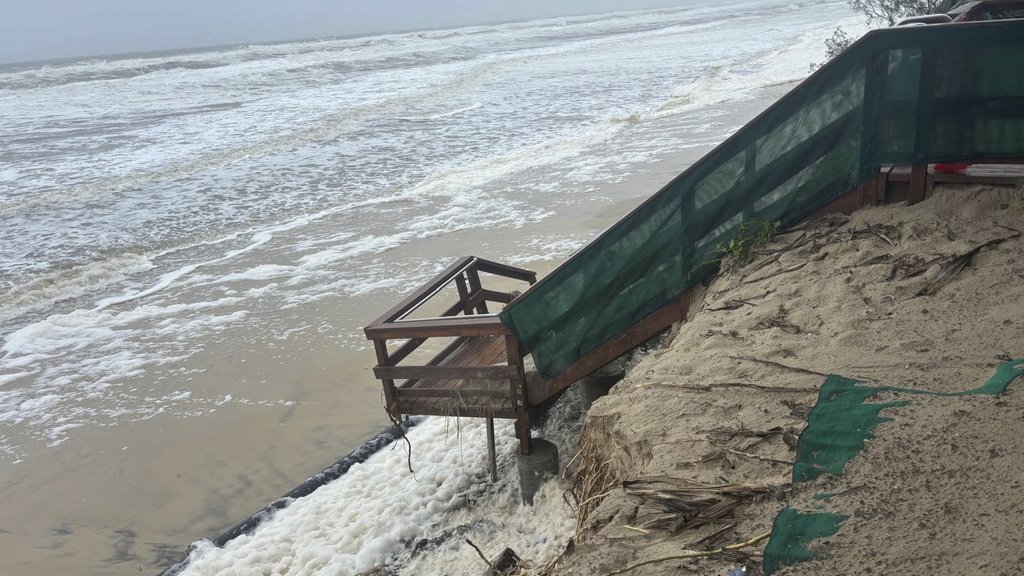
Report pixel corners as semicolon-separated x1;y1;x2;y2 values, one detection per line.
179;390;581;575
654;15;870;120
0;253;154;323
0;295;251;447
396;102;484;122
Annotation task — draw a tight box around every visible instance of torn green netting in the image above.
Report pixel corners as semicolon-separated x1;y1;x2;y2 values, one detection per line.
795;359;1024;482
763;508;847;575
764;359;1023;574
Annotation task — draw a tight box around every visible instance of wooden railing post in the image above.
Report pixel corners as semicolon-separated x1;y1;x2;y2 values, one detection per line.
467;267;489;314
373;340;400;420
486;417;497;482
743;144;757;220
909;163;928;205
859;49;887;196
910;45;936;205
455;272;474;315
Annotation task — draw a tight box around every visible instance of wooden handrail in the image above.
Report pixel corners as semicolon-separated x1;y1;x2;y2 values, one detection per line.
395;387;513;399
473;258;538;283
365;315;510;340
370;257;476;326
365;256;538;330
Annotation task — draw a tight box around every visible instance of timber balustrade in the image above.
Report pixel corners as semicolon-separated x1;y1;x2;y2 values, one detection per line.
363;256;537;456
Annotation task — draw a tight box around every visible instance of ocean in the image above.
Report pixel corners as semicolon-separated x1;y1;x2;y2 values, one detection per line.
0;1;862;573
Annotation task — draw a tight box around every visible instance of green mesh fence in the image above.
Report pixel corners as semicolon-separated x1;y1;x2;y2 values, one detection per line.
500;21;1024;378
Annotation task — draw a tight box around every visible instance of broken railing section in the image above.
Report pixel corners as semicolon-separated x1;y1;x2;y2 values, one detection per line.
364;254;690;498
363;256;538;469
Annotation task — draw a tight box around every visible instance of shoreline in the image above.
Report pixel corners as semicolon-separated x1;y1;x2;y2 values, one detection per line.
161;418;422;575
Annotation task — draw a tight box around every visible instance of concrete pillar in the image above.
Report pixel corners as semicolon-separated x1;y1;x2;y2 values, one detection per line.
516;438;559;505
579;360;626;410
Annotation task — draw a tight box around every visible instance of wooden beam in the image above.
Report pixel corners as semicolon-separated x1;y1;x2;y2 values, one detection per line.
455;273;474;315
376;364;517;381
482;289;514;304
385;404;518;419
526;294;687;405
365;257;475;328
388;338;428;367
467;269;489;314
373;340;400;420
486;417;497;482
506;335;532;455
396;387;512;399
364;315;510;339
908;163;928;205
473;259;538;283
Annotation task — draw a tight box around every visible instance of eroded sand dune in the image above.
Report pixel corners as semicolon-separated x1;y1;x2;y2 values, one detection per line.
559;184;1024;575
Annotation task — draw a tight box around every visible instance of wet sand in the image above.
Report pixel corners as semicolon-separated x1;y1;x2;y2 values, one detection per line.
0;87;788;575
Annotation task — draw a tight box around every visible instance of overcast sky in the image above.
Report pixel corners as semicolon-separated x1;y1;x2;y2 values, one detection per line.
0;0;697;65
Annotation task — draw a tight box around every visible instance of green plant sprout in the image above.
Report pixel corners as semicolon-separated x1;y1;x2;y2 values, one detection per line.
714;219;780;271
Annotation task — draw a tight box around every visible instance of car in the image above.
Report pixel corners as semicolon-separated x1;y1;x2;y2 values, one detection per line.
896;0;1024;24
947;0;1024;21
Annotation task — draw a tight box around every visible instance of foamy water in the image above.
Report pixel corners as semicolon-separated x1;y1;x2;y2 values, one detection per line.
0;1;864;572
177;401;581;575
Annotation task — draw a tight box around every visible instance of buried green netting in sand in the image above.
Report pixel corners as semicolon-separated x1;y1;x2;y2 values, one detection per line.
762;359;1024;574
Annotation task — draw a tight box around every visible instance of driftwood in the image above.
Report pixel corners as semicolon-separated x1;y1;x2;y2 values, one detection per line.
644;381;818;394
707;299;759;312
741;261;809;285
754;317;801;334
866;223;900;247
466;539;521;576
599;531;773;576
724;448;793;466
726;355;830;378
621;476;771;537
914;232;1020;297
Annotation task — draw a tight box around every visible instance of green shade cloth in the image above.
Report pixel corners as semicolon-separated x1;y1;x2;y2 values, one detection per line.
795;360;1024;482
766;359;1022;573
500;21;1024;378
763;508;847;575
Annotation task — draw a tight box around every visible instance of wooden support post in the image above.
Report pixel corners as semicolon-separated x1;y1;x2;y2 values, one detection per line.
909;46;934;207
455;273;474;315
373;340;400;420
909;163;928;205
873;168;888;205
505;335;532;455
486;416;497;482
467;268;489;314
743;144;757;220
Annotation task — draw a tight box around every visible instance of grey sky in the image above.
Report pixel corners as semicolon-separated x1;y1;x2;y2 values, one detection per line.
1;0;697;65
